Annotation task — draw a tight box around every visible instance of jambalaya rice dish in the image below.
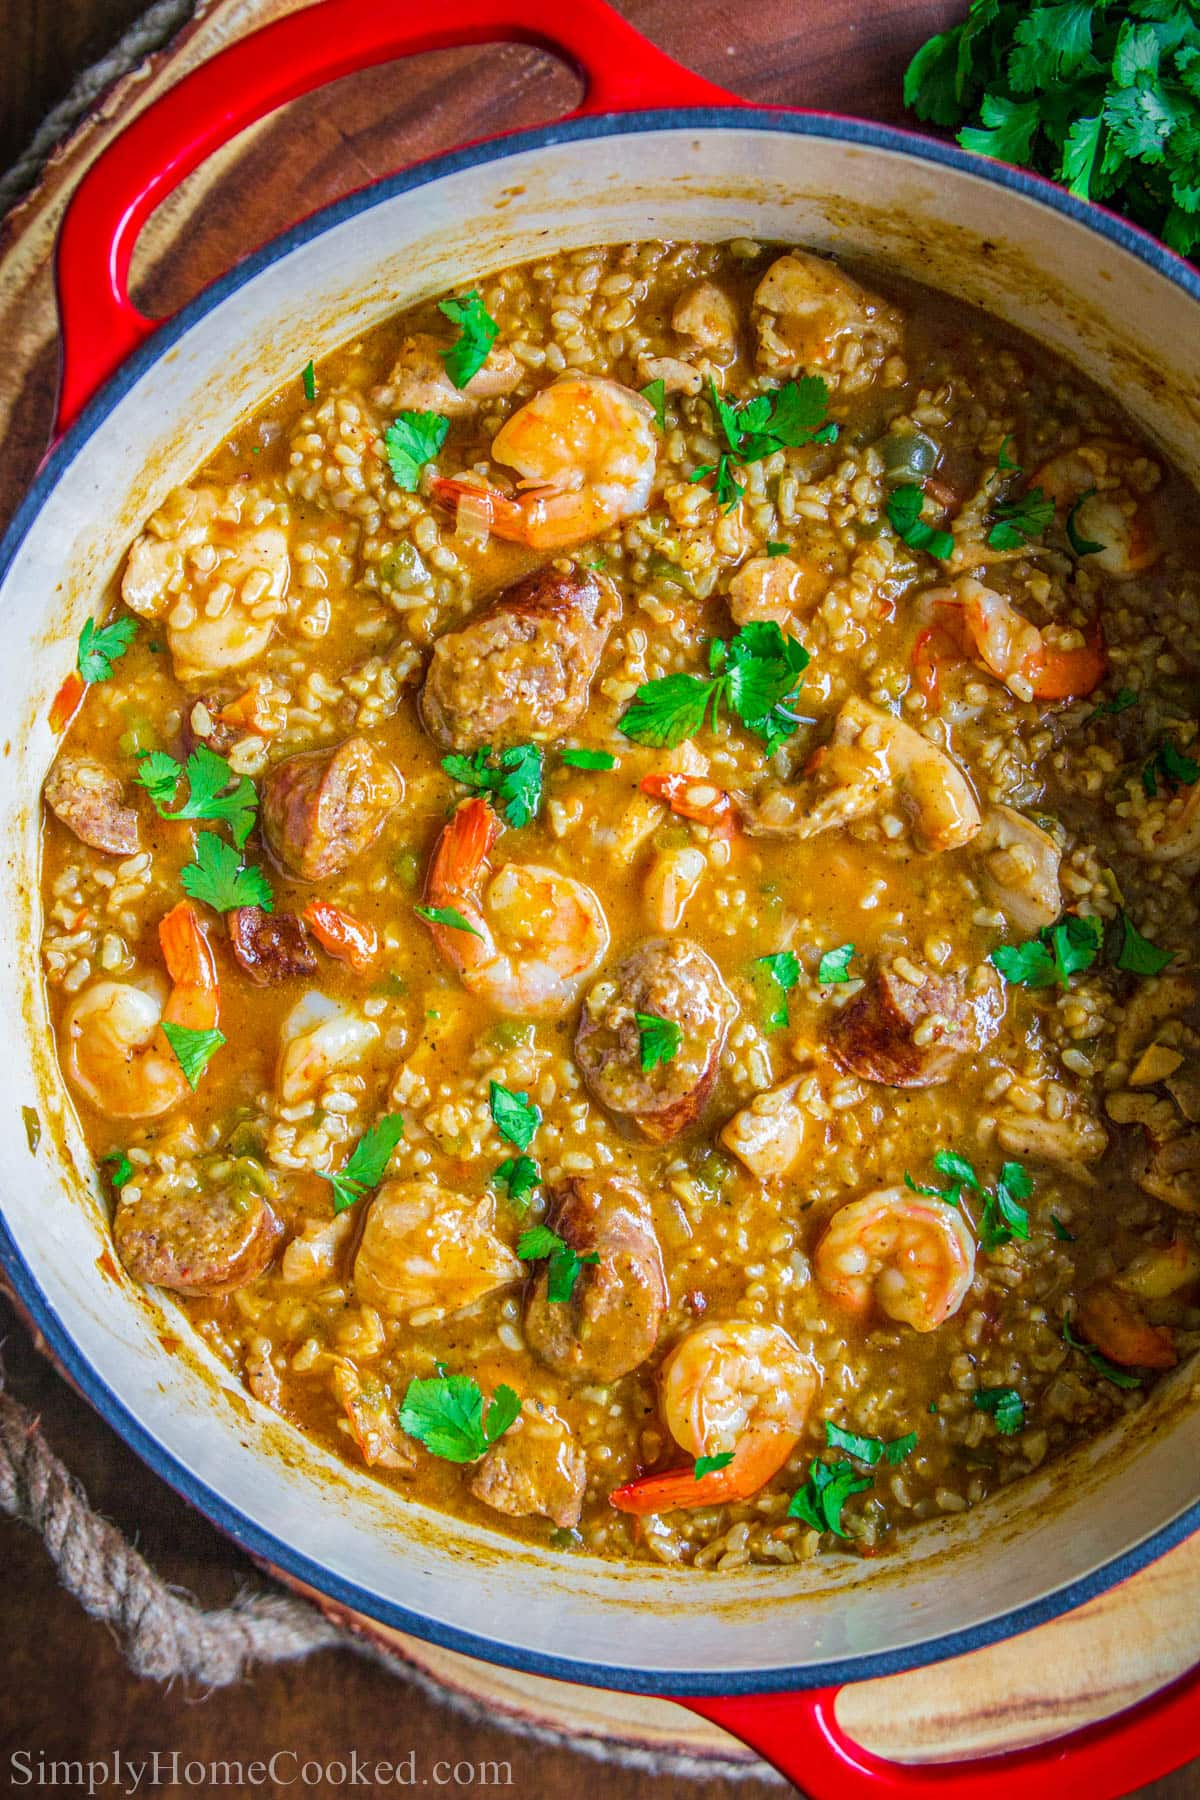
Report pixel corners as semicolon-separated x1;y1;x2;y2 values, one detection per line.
40;239;1200;1568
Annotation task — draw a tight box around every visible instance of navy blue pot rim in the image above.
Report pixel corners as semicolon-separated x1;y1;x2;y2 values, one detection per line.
3;104;1199;1697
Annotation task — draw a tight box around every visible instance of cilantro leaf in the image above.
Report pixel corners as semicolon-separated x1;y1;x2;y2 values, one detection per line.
385;411;450;491
641;378;666;431
1066;488;1106;556
181;832;273;914
979;1160;1032;1251
825;1420;917;1466
137;744;258;848
991;913;1103;989
301;359;316;403
973;1387;1025;1434
997;435;1021;473
766;541;791;556
516;1224;598;1304
1063;1316;1142;1388
438;291;499;388
753;950;800;1032
1106;909;1173;976
636;1012;682;1072
414;902;484;938
399;1372;521;1462
788;1458;872;1537
103;1149;133;1191
817;943;855;985
317;1113;405;1214
619;624;809;755
692;377;837;512
904;1148;980;1207
1051;1213;1076;1241
987;485;1055;551
492;1155;540;1212
442;743;543;828
959;93;1044;164
619;671;719;749
1142;737;1200;796
160;1021;225;1089
694;1453;735;1479
489;1081;540;1151
560;748;615;770
77;616;136;685
886;484;954;560
1090;687;1138;718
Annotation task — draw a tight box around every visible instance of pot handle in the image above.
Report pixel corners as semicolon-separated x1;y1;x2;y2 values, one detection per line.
677;1659;1200;1797
54;0;738;430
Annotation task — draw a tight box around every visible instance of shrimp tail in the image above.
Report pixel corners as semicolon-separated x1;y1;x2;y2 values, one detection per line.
159;900;220;1030
609;1429;796;1515
429;478;531;545
1029;624;1108;701
303;901;378;974
426;796;500;898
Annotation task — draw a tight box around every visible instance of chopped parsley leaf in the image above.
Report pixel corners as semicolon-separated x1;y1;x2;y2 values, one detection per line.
788;1458;872;1537
973;1387;1025;1434
690;377;837;512
986;486;1054;551
489;1081;540;1151
384;410;450;491
753;949;800;1032
1051;1213;1076;1242
438;290;499;388
619;620;809;755
516;1223;599;1303
181;831;273;914
399;1372;520;1462
1090;687;1138;718
414;903;484;938
160;1021;225;1090
136;745;258;848
825;1420;917;1466
317;1114;405;1214
1106;909;1173;977
560;748;615;771
766;541;791;557
817;942;855;985
640;378;666;431
442;743;543;828
996;435;1020;473
103;1149;133;1191
978;1161;1032;1252
1063;1317;1142;1389
77;616;137;685
1142;737;1200;798
636;1012;682;1072
694;1453;735;1479
904;1148;983;1207
991;912;1102;989
301;359;316;403
1066;489;1105;556
886;483;954;561
492;1155;540;1212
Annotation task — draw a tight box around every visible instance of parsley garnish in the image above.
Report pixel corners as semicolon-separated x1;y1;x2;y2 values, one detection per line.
516;1223;598;1303
160;1021;225;1089
316;1114;405;1215
905;2;1200;260
1066;489;1105;556
817;943;855;985
560;748;615;771
640;378;666;431
181;831;273;914
103;1149;133;1191
137;745;258;849
414;903;484;938
1051;1213;1076;1242
690;376;837;511
997;435;1020;473
1106;909;1172;977
399;1372;521;1462
438;291;499;388
1142;737;1200;798
1090;687;1138;718
636;1013;682;1072
788;1459;872;1537
886;484;954;561
978;1162;1032;1252
694;1453;735;1479
991;912;1103;989
973;1387;1025;1434
301;360;316;403
825;1420;917;1466
987;487;1055;551
619;621;809;755
492;1155;540;1212
904;1148;982;1206
384;411;450;492
77;616;137;685
441;744;543;828
754;950;800;1031
1063;1316;1141;1389
766;541;791;556
489;1081;540;1151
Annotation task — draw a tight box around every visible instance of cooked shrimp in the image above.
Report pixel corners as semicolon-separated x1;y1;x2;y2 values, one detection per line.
421;797;609;1018
943;576;1108;701
64;900;219;1120
728;553;825;629
752;250;901;379
1073;1286;1177;1371
609;1320;819;1514
353;1179;521;1319
1146;777;1200;868
1032;440;1161;578
814;1187;976;1332
738;697;980;854
276;991;379;1106
332;1363;417;1471
121;486;290;681
431;375;657;550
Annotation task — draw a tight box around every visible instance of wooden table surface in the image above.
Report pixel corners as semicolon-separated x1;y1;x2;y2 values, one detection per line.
0;2;1195;1795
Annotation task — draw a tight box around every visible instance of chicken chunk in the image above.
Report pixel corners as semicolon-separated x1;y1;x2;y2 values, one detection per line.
261;735;402;880
333;1363;418;1472
720;1078;807;1179
830;961;1004;1088
469;1399;586;1528
975;805;1062;933
354;1180;521;1320
374;332;521;417
524;1176;667;1384
672;281;739;359
44;758;139;855
752;250;902;382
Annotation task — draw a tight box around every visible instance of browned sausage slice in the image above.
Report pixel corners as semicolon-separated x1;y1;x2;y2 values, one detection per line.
524;1175;667;1384
469;1399;586;1528
261;735;402;880
113;1182;282;1295
420;565;617;751
575;937;736;1141
227;907;318;985
830;960;1004;1088
44;758;139;855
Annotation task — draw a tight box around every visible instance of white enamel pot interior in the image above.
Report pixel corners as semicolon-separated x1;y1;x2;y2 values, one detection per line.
3;115;1200;1696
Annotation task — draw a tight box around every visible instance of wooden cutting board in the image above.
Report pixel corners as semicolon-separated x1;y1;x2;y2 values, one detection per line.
2;0;1198;1787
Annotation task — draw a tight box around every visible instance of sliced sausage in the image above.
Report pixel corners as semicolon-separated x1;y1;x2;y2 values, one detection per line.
113;1182;281;1295
353;1180;521;1320
420;565;617;752
830;961;1004;1088
575;937;736;1141
227;907;318;985
469;1399;586;1528
44;758;139;855
261;734;402;880
524;1175;667;1384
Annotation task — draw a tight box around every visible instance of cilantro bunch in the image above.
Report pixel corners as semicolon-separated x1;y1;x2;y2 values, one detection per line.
620;621;810;756
692;376;838;511
905;1;1200;256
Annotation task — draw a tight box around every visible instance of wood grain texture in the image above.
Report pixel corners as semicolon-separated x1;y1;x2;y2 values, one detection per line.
0;2;1196;1795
